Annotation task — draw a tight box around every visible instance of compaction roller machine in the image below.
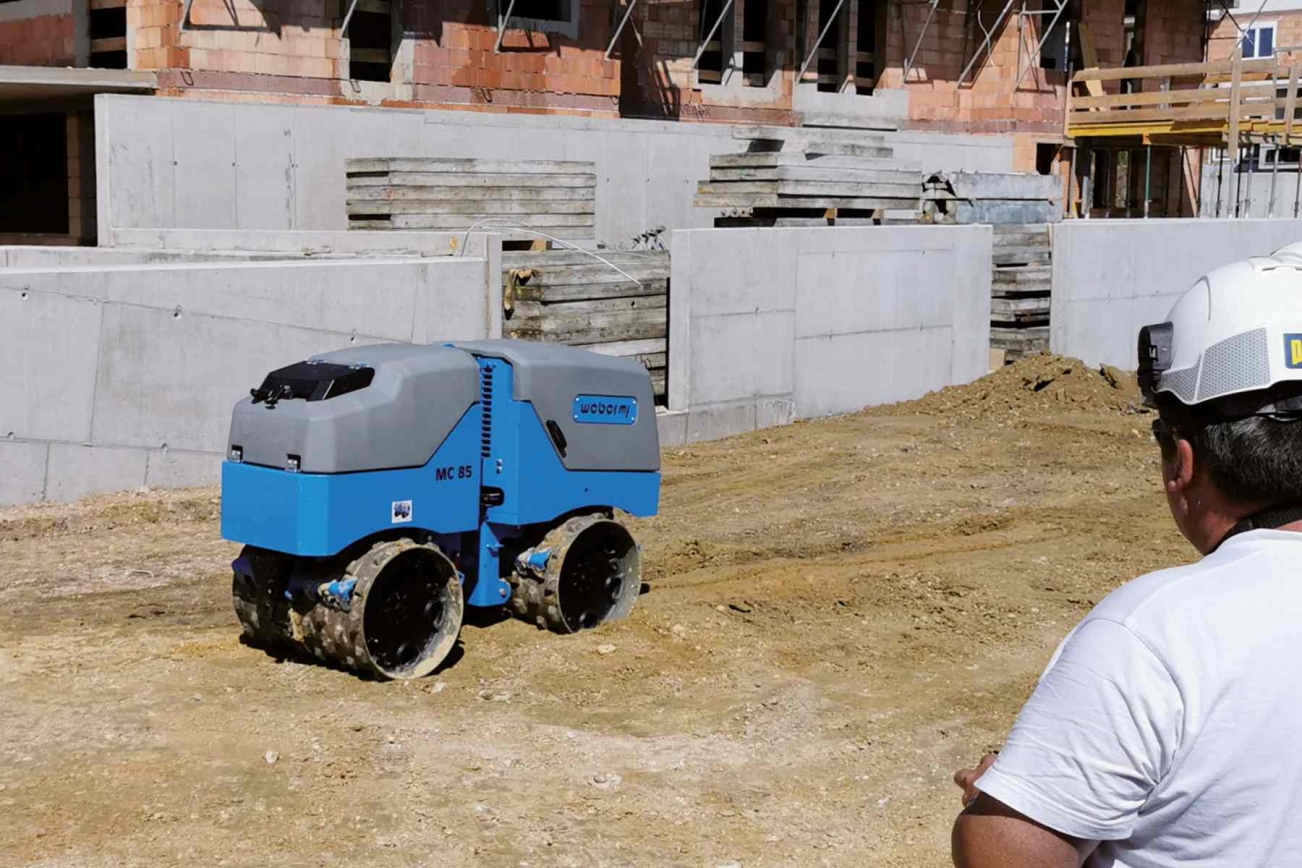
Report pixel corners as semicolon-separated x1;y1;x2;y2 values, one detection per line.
220;340;661;679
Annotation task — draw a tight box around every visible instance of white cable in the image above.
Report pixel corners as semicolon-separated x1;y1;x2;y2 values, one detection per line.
456;219;645;287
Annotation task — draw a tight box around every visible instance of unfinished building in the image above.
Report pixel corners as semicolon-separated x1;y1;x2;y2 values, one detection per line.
0;0;1213;245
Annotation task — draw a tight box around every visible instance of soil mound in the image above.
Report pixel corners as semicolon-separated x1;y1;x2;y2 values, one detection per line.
885;353;1143;419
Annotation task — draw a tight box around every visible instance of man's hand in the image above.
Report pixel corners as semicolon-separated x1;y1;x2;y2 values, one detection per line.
953;753;998;807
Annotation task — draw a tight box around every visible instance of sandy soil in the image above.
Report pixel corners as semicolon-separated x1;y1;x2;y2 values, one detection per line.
0;356;1195;867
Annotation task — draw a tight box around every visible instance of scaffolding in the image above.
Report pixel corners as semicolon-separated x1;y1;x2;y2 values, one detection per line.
1062;50;1302;217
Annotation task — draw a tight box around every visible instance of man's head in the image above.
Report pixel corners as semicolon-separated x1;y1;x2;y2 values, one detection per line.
1139;252;1302;553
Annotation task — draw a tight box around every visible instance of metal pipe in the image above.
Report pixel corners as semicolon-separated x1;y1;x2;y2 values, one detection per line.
1083;148;1093;219
605;0;639;60
1245;148;1255;215
1215;147;1225;217
494;0;519;54
1068;145;1077;218
1271;138;1281;217
1294;157;1301;217
1144;145;1152;218
797;0;846;79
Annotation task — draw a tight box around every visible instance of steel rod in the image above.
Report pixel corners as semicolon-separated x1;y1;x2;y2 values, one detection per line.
694;0;737;69
1294;156;1301;217
959;0;1015;83
605;0;639;59
494;0;519;53
1271;137;1281;216
1013;0;1067;89
903;0;940;78
797;0;847;79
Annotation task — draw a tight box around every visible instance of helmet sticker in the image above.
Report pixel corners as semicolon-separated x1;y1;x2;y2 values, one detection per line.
1288;335;1302;369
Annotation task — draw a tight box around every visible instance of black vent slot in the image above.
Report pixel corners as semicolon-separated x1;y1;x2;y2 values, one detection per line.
480;365;494;457
250;361;374;407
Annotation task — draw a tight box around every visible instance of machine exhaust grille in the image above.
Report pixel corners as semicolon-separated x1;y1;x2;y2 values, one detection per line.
480;365;494;457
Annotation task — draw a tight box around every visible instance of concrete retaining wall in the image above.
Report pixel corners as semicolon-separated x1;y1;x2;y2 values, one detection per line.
661;225;993;445
94;94;1015;248
1050;219;1302;369
0;256;495;505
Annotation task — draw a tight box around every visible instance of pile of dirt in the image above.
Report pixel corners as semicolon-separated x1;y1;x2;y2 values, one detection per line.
884;353;1144;419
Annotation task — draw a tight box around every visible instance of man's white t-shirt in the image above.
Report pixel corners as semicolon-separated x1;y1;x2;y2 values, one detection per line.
975;529;1302;868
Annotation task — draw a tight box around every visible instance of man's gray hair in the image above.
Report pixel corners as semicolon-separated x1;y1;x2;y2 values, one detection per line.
1160;406;1302;506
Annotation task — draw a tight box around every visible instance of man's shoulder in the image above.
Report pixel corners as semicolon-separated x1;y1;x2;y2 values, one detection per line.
1087;535;1288;635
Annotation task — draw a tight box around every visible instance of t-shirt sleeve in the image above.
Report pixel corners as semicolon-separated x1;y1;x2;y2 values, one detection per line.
974;617;1185;841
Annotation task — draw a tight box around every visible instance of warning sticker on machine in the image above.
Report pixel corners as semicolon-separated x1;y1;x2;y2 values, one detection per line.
391;500;413;524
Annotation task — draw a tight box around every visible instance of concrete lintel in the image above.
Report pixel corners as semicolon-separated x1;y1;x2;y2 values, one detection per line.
0;65;156;102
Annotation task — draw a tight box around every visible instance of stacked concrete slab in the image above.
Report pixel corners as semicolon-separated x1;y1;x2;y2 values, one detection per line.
695;127;925;227
502;249;670;399
922;172;1062;225
346;158;597;241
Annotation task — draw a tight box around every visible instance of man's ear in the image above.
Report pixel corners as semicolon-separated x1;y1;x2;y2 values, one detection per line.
1170;437;1197;491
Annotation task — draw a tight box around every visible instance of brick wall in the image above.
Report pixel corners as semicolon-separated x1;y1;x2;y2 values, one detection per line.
67;109;97;242
0;13;76;66
408;0;620;116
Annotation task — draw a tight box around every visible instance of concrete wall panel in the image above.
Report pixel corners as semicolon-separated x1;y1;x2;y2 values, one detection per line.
45;443;149;503
688;312;796;406
0;441;49;507
794;327;954;418
95;95;1015;247
1052;219;1302;368
88;303;372;454
101;96;177;232
144;448;222;489
0;284;103;443
234;103;296;230
172;100;237;229
0;255;494;504
669;225;992;443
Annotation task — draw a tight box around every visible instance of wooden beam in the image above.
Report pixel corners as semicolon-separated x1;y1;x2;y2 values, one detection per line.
90;37;126;52
1071;84;1278;110
1074;56;1277;83
89;0;126;9
1227;47;1243;150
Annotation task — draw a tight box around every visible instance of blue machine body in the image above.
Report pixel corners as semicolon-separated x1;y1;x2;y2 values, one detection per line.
221;342;661;608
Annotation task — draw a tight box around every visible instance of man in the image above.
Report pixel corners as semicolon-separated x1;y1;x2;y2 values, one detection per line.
951;252;1302;867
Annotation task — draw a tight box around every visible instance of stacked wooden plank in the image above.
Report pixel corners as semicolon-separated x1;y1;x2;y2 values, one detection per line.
502;249;669;398
696;127;924;227
990;224;1051;360
346;158;596;241
923;172;1062;225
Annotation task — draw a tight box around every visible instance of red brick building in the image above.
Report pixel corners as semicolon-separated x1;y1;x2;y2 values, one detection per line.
0;0;1210;240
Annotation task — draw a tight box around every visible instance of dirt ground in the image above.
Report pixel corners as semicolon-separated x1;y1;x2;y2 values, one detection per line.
0;356;1196;867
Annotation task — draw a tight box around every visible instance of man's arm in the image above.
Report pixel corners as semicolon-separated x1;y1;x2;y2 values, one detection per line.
952;794;1093;868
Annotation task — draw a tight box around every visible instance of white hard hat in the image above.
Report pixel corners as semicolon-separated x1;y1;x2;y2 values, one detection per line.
1139;251;1302;409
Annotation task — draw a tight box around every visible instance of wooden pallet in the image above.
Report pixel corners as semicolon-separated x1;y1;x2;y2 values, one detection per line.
346;158;597;241
502;249;670;399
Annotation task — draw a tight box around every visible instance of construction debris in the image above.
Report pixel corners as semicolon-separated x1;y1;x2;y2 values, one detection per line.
345;158;597;241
